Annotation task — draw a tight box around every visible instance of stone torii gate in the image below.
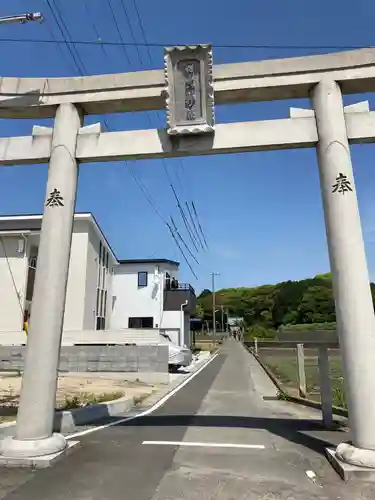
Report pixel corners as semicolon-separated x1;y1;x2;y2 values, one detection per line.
1;47;375;474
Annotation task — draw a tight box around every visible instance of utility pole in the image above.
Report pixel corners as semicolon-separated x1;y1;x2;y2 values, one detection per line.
220;305;224;333
0;12;43;25
211;272;219;346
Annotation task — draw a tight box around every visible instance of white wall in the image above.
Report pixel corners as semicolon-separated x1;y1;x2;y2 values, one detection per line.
63;221;89;330
83;223;99;330
105;264;114;327
0;217;111;333
111;263;161;329
160;311;190;347
160;310;181;345
0;236;28;331
83;223;116;330
111;262;179;330
183;312;190;347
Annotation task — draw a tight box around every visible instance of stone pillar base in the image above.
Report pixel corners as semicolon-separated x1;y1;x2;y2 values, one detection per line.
326;443;375;482
336;442;375;468
0;433;66;459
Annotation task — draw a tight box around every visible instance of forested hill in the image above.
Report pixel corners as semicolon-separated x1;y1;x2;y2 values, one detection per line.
196;273;375;332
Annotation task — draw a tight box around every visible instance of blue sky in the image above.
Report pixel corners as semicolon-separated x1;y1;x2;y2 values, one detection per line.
1;0;375;293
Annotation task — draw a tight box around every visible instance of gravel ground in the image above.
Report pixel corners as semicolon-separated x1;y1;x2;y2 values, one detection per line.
0;373;156;423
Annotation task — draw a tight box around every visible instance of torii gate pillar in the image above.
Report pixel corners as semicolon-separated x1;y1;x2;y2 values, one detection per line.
312;78;375;470
1;103;82;459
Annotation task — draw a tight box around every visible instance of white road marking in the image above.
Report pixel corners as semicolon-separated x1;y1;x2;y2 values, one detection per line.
142;441;266;449
67;352;219;439
305;470;317;483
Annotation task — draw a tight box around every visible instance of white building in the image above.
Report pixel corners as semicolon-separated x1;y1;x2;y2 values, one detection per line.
111;259;196;346
0;213;195;346
0;213;117;333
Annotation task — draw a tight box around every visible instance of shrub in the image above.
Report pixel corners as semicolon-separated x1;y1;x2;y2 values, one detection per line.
245;324;277;340
332;384;347;409
62;391;124;410
278;322;336;332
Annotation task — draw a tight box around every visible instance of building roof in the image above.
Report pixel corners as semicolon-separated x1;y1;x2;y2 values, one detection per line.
0;212;117;262
118;259;179;267
0;213;180;268
227;316;244;326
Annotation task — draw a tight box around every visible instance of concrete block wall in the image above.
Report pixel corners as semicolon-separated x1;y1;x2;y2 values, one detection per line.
0;328;161;346
0;345;168;373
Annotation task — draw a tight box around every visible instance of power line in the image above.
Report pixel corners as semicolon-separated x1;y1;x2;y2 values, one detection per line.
124;0;202;260
0;237;25;315
130;0;207;252
161;160;199;253
104;123;199;278
41;2;200;279
102;120;166;224
170;217;199;265
44;0;86;75
83;7;167;226
50;0;88;73
131;0;153;61
42;13;77;75
99;1;199;274
50;0;86;71
118;0;144;64
166;223;198;280
0;36;370;50
187;186;209;250
192;201;209;250
98;3;198;267
186;201;205;250
46;3;164;227
84;0;112;61
44;7;163;226
106;0;131;64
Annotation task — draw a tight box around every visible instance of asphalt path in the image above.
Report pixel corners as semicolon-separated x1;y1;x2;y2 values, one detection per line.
1;341;375;500
0;353;224;500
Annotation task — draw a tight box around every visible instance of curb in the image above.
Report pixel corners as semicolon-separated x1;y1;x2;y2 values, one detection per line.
53;395;136;434
0;395;136;437
0;352;216;438
137;352;215;411
243;344;348;419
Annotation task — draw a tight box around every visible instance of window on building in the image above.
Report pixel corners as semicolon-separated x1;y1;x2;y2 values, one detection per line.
138;271;148;287
96;288;100;314
96;241;109;331
96;317;105;330
25;247;38;302
128;317;153;329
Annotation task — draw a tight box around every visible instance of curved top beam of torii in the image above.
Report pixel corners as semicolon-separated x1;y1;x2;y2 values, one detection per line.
1;47;375;118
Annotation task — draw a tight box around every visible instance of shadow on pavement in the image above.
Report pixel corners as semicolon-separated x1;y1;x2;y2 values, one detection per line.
81;414;346;456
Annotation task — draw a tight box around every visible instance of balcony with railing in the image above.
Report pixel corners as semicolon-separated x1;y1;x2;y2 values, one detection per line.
163;282;196;313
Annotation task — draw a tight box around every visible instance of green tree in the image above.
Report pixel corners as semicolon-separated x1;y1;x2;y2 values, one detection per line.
195;303;204;319
196;272;375;332
297;285;335;324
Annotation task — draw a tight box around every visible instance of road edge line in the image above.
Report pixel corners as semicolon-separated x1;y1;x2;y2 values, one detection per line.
67;352;220;439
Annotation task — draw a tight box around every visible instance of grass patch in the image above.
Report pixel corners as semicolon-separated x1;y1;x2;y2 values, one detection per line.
62;391;124;410
260;350;347;408
194;342;217;351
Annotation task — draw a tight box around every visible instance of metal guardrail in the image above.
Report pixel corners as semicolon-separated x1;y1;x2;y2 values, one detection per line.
164;282;195;295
